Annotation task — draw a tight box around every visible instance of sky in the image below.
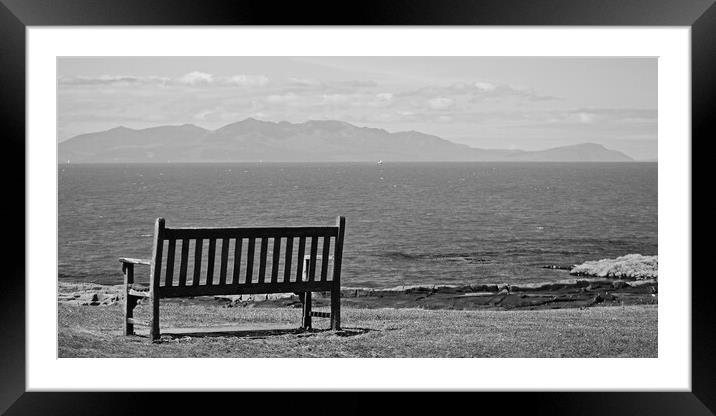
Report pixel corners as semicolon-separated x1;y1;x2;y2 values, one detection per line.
58;57;657;160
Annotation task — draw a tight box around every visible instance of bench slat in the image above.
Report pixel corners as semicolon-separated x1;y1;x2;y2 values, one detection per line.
158;281;334;298
151;224;164;289
296;237;306;282
271;237;281;283
178;238;189;287
206;238;216;286
219;238;229;285
164;226;338;240
232;238;243;285
308;236;318;282
245;238;255;284
284;237;293;283
321;236;331;282
164;238;176;287
193;238;203;286
258;238;268;284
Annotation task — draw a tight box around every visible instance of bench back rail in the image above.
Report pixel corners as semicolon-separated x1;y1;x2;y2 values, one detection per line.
150;220;343;298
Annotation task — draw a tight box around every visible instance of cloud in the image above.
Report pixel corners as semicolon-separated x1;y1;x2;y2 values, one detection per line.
338;80;378;88
59;73;383;97
226;74;269;87
577;112;597;123
192;106;244;122
500;108;657;133
568;109;656;125
58;75;170;86
321;94;352;105
193;109;214;120
265;93;301;105
399;81;557;103
427;97;455;110
473;81;497;91
287;77;322;87
178;71;214;85
59;72;271;88
344;107;656;129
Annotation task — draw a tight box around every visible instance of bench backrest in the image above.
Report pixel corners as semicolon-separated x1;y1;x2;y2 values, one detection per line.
149;217;345;299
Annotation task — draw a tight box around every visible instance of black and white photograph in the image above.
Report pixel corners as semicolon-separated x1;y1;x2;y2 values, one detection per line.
3;0;710;410
57;56;658;358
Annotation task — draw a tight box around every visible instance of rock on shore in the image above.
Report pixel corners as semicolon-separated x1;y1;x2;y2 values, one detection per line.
570;254;657;280
57;254;658;307
58;282;124;305
58;276;657;311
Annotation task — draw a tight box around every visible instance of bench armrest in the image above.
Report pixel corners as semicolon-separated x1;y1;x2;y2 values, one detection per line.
119;257;151;265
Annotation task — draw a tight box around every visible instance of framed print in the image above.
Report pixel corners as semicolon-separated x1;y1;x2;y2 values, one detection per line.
2;0;713;414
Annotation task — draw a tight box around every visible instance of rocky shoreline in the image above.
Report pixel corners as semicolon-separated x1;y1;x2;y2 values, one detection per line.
58;277;657;311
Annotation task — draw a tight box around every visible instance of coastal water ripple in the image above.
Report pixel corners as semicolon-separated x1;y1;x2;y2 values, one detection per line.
58;162;657;288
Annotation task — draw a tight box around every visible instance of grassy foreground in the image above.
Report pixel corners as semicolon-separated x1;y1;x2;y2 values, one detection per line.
59;301;657;358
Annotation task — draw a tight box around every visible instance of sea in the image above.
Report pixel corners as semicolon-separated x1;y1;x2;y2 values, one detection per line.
58;162;657;288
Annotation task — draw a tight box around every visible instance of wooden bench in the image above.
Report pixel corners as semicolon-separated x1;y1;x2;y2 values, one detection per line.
120;216;346;341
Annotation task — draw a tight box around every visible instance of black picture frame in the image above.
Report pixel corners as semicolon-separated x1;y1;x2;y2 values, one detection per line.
2;0;712;414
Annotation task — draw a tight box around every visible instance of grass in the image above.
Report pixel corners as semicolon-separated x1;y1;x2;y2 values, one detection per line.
58;301;657;358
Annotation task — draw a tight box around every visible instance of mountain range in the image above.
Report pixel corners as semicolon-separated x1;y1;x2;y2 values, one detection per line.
58;118;634;163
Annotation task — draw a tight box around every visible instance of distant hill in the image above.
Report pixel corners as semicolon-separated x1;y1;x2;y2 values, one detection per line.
59;118;634;163
504;143;633;162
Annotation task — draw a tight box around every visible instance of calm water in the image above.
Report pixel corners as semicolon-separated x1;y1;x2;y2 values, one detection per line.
58;162;657;288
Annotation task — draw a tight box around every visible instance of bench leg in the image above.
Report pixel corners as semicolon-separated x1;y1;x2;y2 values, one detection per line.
123;263;135;336
124;295;138;336
302;292;312;330
330;288;341;331
150;294;160;341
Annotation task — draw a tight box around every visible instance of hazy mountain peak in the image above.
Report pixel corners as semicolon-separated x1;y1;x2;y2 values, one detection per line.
303;119;352;130
144;123;207;132
240;117;268;124
572;142;606;149
228;117;272;126
108;125;133;132
505;142;633;162
214;117;278;134
60;119;636;163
